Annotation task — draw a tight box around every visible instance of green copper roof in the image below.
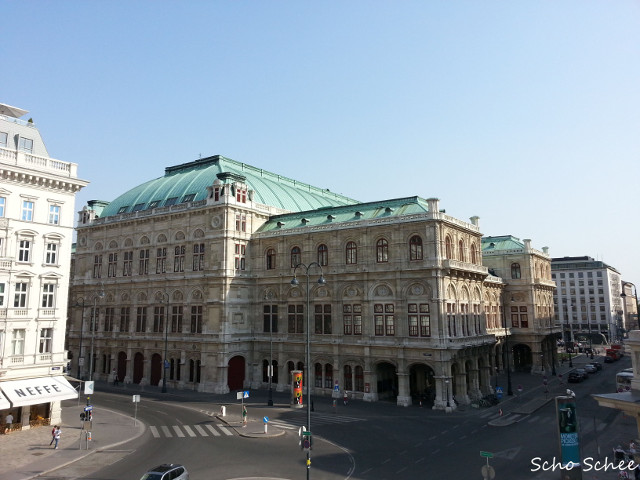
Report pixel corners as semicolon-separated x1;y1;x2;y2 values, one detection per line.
99;155;359;217
256;196;431;233
481;235;524;252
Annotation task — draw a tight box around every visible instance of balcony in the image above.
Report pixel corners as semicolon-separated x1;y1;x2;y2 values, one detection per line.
442;259;489;276
0;146;78;178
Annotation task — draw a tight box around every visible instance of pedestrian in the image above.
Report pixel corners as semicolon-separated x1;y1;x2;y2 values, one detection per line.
53;426;61;449
4;413;13;434
112;368;119;386
343;390;349;406
242;406;247;427
49;425;57;445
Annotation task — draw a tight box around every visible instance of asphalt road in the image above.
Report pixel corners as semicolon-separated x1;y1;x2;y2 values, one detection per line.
39;356;634;480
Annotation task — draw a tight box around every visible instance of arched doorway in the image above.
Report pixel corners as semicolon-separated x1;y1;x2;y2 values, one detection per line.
150;353;162;386
117;351;127;383
512;344;533;371
133;352;144;384
376;362;397;401
228;356;245;391
409;364;436;406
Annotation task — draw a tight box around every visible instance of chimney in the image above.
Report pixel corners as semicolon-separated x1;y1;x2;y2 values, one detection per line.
469;216;479;227
542;246;549;255
524;239;532;251
426;198;440;213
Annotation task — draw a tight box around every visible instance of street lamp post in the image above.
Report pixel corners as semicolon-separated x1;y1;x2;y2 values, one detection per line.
291;262;326;480
550;319;557;376
89;286;105;382
162;292;170;393
75;298;86;379
268;308;274;407
445;378;450;409
503;309;513;396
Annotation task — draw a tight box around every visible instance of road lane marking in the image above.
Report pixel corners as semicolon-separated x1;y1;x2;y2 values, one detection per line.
161;426;172;437
172;426;185;437
206;424;221;436
218;425;233;436
149;426;160;438
183;426;197;437
194;425;208;436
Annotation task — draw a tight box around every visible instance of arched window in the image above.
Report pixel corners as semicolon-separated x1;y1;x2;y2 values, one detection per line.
409;235;423;261
445;236;453;259
376;238;388;263
344;365;353;391
470;242;478;264
458;240;465;262
266;248;276;270
291;246;301;268
317;244;328;266
511;263;521;279
324;364;333;389
355;366;364;392
346;241;357;265
315;363;323;387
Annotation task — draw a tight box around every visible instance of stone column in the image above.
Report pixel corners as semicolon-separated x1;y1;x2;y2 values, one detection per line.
397;373;411;407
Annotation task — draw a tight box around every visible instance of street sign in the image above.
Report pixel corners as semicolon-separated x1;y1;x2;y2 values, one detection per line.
84;405;93;412
78;357;85;366
243;390;250;398
480;451;494;458
132;395;141;403
164;360;169;369
84;381;94;394
495;387;503;400
481;464;496;480
263;416;269;423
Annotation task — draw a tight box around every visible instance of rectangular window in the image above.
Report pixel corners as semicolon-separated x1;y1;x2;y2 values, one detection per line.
511;306;520;328
263;304;278;333
48;205;61;225
235;214;247;232
314;304;332;334
342;304;362;335
171;306;182;333
0;132;7;147
21;200;34;221
153;306;165;333
45;243;58;265
236;187;247;203
18;239;31;262
288;304;304;333
93;254;103;278
13;282;28;307
108;253;118;277
104;307;115;332
136;307;147;332
123;251;133;276
139;249;149;275
190;305;202;333
234;243;246;270
174;245;185;272
0;282;4;306
39;328;53;353
193;243;205;271
90;307;100;332
41;284;55;308
408;303;431;337
0;197;5;217
120;307;130;333
18;137;33;153
12;329;26;355
374;303;395;336
447;303;456;336
156;247;167;274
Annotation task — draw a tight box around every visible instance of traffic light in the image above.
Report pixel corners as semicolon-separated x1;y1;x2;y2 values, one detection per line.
302;432;312;451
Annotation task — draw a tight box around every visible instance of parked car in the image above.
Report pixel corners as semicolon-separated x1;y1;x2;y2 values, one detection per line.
584;364;597;374
575;368;589;380
567;372;583;383
588;362;603;371
140;464;189;480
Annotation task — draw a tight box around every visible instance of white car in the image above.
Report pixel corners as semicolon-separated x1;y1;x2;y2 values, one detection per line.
140;464;189;480
584;364;597;374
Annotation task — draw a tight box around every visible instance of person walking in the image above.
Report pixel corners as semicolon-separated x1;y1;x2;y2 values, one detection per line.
49;425;57;445
4;413;13;434
53;426;61;449
242;406;247;427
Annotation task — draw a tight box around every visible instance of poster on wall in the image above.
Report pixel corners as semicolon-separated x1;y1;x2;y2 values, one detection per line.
555;395;582;480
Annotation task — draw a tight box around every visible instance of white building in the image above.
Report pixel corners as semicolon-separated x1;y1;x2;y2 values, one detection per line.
551;256;624;345
0;103;88;431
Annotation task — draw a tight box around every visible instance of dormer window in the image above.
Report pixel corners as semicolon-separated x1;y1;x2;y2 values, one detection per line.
18;137;33;153
147;200;160;209
117;206;129;214
131;203;145;212
0;132;7;147
236;186;247;203
165;197;178;207
181;194;196;203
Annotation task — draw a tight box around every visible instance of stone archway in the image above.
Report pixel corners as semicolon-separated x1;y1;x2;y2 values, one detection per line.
512;344;533;371
133;352;144;384
228;356;245;391
117;351;127;383
376;362;397;401
150;353;162;386
409;364;436;406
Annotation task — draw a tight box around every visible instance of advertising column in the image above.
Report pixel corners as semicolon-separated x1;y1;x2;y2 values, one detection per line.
555;395;582;480
291;370;303;408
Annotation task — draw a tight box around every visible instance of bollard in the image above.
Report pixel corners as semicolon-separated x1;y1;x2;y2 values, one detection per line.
264;423;268;434
220;405;226;417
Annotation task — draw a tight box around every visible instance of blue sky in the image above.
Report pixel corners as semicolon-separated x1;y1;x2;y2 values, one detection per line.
4;1;640;286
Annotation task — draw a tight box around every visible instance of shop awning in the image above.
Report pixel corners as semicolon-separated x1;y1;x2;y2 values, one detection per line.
0;376;78;407
0;392;10;410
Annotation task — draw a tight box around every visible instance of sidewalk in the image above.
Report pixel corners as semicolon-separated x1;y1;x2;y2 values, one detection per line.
0;400;145;480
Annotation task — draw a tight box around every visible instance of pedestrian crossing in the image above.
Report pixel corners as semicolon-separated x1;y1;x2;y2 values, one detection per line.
268;412;366;430
149;423;234;439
